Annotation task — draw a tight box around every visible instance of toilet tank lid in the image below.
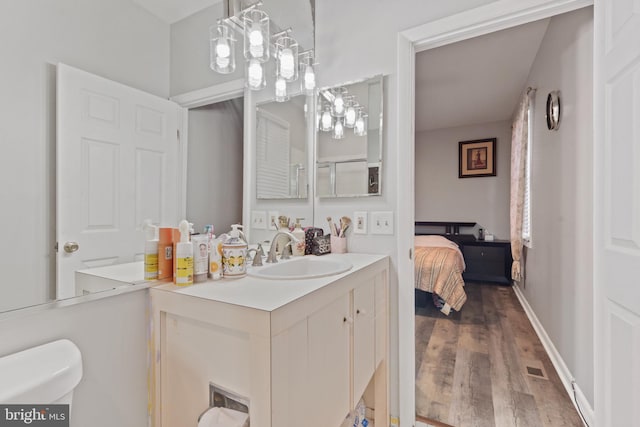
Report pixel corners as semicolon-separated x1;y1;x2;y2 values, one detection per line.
0;339;83;404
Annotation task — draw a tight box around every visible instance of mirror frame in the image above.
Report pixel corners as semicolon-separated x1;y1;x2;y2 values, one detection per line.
315;74;384;198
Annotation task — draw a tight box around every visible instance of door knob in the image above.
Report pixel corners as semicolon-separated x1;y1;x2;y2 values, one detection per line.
64;242;79;253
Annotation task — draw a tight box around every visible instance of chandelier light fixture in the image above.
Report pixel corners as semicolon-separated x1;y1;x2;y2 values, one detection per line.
319;89;368;139
209;1;316;100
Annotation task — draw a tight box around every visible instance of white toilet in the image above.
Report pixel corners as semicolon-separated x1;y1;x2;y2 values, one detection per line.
0;339;83;405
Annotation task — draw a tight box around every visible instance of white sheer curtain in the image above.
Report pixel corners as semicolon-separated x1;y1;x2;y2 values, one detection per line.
509;89;533;281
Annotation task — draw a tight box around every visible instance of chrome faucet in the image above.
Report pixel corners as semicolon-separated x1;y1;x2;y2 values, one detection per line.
266;231;300;263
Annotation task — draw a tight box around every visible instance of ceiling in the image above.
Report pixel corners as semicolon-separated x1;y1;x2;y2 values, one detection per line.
132;0;223;23
415;18;550;133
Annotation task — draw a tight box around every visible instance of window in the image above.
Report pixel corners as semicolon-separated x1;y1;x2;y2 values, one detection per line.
522;104;532;247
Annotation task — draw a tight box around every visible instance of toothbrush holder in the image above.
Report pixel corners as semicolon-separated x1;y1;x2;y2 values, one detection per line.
330;235;347;254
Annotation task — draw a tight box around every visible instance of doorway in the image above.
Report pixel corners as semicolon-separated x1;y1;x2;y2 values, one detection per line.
395;1;595;425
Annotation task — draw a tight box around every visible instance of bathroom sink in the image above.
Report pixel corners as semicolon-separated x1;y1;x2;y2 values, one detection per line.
248;257;352;280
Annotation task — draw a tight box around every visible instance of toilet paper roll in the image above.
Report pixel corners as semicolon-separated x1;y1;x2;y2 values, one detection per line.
198;407;249;427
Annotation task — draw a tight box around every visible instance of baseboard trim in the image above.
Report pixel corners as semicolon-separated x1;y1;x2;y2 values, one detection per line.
512;284;594;427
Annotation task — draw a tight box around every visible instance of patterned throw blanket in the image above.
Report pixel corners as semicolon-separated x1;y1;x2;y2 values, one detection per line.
414;245;467;312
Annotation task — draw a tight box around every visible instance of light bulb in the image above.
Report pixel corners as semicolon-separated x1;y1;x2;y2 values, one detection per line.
345;106;357;127
321;110;333;131
275;77;287;101
216;56;230;69
355;117;364;134
248;60;263;88
334;119;344;139
304;64;316;91
215;40;230;58
249;24;263;46
334;93;345;116
280;48;295;79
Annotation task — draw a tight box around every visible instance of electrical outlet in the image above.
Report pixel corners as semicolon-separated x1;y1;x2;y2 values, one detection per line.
353;211;367;234
268;211;279;230
371;211;394;235
251;211;267;229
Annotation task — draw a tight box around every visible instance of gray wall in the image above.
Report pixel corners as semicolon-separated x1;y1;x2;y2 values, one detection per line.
187;99;244;234
520;7;594;405
0;1;168;424
415;121;512;239
0;291;148;427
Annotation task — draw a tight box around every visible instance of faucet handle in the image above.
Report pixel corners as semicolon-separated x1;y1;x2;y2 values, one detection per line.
248;249;263;267
280;242;292;260
256;242;266;258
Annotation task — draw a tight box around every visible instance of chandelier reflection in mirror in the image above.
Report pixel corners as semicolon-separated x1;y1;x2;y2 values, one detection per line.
210;1;316;100
319;88;368;139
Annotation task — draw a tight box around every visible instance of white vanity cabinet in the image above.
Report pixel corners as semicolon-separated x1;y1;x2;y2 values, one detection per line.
150;254;388;427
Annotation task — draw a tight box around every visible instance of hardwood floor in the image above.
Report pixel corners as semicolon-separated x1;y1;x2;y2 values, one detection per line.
415;283;584;427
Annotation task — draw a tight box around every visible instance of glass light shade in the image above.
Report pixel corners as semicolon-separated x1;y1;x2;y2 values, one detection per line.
210;24;235;74
275;36;299;82
275;77;289;102
246;59;266;90
332;90;345;117
333;118;345;139
243;9;269;62
300;59;315;95
320;106;333;132
354;112;368;136
344;101;357;128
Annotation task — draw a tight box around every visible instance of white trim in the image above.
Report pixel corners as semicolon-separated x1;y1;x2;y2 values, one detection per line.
396;1;593;425
170;79;245;109
513;284;594;427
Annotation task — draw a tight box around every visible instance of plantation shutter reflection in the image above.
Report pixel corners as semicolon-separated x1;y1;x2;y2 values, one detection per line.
256;108;291;198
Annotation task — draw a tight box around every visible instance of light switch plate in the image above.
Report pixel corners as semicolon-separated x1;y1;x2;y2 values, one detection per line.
251;211;267;229
353;211;367;234
267;211;279;230
371;211;394;235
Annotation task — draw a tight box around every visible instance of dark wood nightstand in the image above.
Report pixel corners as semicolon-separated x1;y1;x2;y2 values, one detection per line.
461;240;513;285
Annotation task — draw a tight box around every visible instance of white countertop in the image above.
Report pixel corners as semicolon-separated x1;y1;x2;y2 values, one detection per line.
152;253;387;312
75;261;146;284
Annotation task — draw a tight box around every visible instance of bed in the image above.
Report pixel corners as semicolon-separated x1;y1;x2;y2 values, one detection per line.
414;235;467;314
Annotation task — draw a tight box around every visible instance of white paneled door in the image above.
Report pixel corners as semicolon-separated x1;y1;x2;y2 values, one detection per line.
595;1;640;426
56;63;181;299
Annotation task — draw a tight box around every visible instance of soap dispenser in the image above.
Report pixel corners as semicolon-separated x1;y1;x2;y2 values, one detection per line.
142;219;158;280
175;220;193;286
291;218;306;257
222;224;248;278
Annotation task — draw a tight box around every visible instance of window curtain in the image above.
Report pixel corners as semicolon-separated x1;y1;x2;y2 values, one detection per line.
509;90;531;281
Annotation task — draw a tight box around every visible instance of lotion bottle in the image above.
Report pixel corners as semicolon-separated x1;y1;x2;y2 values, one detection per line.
157;227;173;280
142;219;158;280
222;224;247;278
175;220;193;286
291;218;306;256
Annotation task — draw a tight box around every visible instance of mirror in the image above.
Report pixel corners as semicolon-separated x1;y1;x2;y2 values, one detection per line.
256;94;310;199
316;75;383;197
1;1;315;314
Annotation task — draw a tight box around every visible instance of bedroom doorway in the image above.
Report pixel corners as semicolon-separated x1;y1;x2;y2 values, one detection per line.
406;5;594;427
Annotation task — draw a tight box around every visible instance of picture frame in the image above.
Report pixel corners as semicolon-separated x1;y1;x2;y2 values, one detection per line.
458;138;497;178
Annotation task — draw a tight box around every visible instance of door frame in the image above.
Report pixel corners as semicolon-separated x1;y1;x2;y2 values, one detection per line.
170;79;248;231
395;0;593;424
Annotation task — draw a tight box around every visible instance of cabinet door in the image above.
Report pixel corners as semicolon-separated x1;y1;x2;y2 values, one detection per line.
308;294;351;427
353;281;375;407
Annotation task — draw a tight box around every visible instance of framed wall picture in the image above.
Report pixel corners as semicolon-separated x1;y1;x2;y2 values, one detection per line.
458;138;497;178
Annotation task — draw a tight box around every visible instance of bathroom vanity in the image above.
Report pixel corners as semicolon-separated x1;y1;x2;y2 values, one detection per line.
150;253;389;427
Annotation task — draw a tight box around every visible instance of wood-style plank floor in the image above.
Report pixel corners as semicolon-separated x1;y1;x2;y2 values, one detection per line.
415;283;584;427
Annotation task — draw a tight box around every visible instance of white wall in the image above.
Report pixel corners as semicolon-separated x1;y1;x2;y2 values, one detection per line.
0;290;149;427
520;7;594;405
415;121;512;239
0;0;170;312
187;99;244;234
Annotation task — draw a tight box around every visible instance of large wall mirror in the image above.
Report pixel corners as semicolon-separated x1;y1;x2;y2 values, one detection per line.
316;75;383;197
1;0;315;315
256;94;310;199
